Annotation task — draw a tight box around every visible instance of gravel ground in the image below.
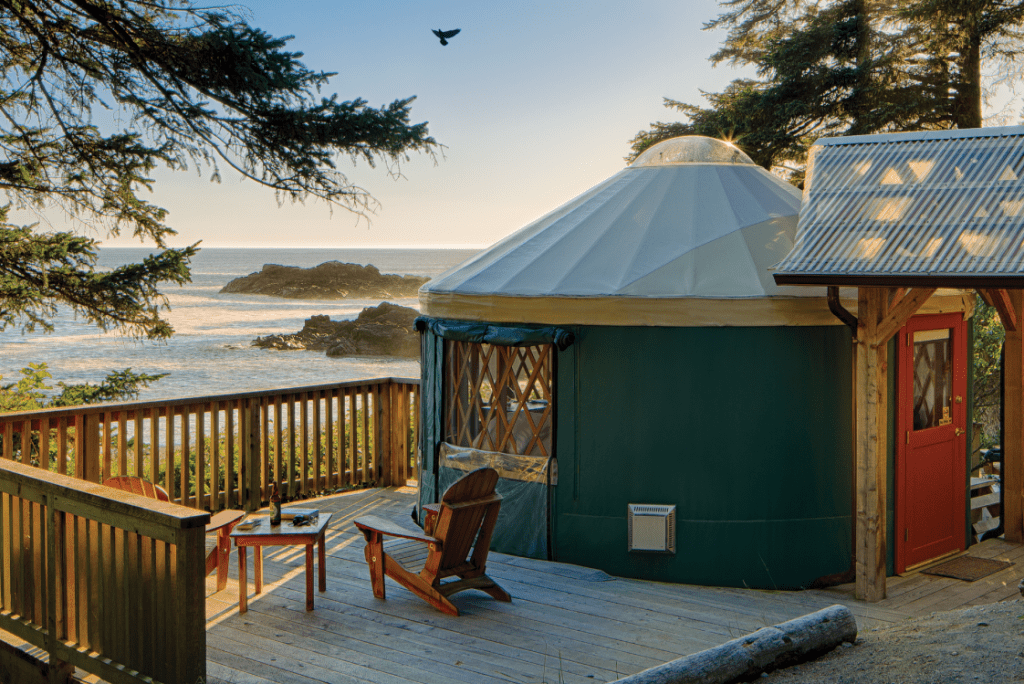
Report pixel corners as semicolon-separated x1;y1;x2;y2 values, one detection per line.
763;599;1024;683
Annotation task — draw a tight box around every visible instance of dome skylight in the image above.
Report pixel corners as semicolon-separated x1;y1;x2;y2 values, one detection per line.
630;136;756;167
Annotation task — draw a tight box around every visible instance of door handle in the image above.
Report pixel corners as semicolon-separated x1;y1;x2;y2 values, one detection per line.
955;428;965;436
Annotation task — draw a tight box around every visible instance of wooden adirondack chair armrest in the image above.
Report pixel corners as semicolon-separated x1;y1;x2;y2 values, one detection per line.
208;510;245;533
422;504;441;535
354;515;440;544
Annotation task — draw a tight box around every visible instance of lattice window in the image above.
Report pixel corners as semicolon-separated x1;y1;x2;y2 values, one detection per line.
443;341;554;457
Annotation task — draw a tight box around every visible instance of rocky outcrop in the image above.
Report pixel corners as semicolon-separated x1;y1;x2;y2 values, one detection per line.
253;302;419;358
221;262;429;299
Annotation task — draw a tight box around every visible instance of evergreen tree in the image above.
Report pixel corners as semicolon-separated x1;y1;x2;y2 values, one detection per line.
629;0;1024;174
0;0;437;339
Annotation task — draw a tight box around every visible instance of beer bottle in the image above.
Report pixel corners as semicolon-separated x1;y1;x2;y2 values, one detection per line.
269;482;282;526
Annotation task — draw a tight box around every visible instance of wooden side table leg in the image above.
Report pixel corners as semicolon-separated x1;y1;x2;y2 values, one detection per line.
305;544;314;611
318;532;327;592
254;546;263;595
238;547;247;614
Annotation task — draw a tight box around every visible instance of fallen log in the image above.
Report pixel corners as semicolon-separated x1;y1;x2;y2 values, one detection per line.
611;604;857;684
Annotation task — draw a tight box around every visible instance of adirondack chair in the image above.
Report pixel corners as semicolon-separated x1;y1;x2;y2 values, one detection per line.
353;467;511;616
103;476;245;591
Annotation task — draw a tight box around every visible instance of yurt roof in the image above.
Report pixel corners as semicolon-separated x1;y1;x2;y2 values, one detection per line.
421;137;963;326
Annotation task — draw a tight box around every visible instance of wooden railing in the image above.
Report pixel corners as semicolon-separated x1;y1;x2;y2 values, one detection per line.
0;457;208;684
0;377;420;513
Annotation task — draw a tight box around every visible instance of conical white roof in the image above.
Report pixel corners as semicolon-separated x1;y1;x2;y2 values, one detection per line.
421;137;836;326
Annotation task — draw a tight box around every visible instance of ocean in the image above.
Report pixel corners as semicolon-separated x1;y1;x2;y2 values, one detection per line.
0;247;479;402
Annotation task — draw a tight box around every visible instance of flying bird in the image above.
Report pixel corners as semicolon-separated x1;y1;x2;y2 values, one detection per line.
433;28;461;46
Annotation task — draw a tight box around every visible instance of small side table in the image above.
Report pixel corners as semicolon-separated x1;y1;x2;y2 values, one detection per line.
230;509;333;613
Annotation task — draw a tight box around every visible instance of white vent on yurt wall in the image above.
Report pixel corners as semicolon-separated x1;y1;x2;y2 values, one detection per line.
627;504;676;554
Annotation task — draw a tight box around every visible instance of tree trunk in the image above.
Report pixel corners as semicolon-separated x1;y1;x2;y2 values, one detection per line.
849;0;874;134
953;14;983;128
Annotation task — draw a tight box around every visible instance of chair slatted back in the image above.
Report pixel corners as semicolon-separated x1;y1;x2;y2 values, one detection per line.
433;468;501;574
104;476;170;502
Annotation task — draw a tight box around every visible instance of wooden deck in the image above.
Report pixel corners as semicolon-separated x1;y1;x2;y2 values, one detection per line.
202;487;1023;684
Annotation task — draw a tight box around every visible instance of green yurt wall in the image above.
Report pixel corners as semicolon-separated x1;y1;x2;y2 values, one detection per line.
553;325;854;588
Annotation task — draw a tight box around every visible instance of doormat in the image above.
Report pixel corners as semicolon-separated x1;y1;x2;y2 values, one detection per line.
921;556;1013;581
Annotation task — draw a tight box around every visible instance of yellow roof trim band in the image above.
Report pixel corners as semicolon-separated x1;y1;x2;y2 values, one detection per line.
419;292;973;327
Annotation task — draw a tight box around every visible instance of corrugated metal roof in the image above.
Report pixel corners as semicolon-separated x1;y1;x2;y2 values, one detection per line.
773;126;1024;286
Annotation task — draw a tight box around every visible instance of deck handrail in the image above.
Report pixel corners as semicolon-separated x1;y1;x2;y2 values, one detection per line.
0;457;208;684
0;376;421;513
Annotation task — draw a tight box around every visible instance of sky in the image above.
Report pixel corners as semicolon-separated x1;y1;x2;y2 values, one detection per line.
30;0;752;249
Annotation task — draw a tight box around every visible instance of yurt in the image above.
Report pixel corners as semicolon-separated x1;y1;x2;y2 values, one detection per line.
415;136;973;589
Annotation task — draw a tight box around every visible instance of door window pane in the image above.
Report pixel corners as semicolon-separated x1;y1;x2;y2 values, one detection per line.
913;328;952;431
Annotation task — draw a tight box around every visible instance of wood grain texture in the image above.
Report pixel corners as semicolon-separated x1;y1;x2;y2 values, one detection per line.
1005;289;1024;542
855;287;889;602
191;487;1023;684
353;469;509;617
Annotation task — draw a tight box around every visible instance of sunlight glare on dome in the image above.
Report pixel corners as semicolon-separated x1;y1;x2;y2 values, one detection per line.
630;136;756;167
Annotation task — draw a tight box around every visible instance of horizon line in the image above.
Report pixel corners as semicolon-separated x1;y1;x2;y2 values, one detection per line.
98;243;489;250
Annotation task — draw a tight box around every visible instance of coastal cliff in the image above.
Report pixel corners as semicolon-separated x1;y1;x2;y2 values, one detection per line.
253;302;419;358
221;262;428;299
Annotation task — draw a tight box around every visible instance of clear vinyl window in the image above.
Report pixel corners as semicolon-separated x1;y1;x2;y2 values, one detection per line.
912;328;953;431
443;340;553;456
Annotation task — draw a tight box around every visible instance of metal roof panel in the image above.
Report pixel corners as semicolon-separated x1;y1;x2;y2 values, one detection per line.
774;127;1024;284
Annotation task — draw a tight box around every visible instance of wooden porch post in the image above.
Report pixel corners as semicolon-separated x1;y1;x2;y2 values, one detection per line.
855;288;888;602
1003;290;1024;542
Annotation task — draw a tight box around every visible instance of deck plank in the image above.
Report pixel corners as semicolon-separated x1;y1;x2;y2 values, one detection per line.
201;487;1024;684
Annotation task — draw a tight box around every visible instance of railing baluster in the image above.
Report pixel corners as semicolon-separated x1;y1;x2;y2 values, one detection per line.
273;395;283;491
341;389;350;485
10;495;21;620
361;386;370;483
102;412;112;480
134;410;144;478
40;420;50;472
288;395;297;497
313;390;323;493
182;405;192;508
212;402;221;511
118;412;128;477
261;396;270;503
150;408;160;490
20;419;30;465
165;407;175;503
197;407;206;509
300;391;309;496
348;388;358;485
325;389;335;490
227;402;236;509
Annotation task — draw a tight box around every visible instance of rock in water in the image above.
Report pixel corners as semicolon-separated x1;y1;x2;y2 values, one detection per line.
253;303;420;358
220;262;429;299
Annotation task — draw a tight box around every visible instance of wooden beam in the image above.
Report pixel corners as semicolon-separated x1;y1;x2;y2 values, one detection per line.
979;289;1017;332
887;287;907;313
874;287;937;346
855;287;888;602
1004;290;1024;543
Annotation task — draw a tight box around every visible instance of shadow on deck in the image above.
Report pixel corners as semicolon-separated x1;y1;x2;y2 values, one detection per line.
203;487;1023;684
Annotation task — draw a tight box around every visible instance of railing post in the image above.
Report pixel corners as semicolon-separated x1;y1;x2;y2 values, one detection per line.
45;493;73;684
172;526;206;684
79;415;100;483
246;399;261;512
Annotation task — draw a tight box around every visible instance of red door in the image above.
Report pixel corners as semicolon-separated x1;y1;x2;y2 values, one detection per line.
896;313;967;573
